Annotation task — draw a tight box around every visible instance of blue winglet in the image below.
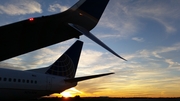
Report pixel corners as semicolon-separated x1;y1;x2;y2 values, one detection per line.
78;0;109;20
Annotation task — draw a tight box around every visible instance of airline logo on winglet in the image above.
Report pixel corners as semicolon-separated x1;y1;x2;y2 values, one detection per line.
46;54;76;78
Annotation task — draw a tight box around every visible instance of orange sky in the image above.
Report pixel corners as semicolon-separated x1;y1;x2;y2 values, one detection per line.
1;0;180;98
58;76;180;97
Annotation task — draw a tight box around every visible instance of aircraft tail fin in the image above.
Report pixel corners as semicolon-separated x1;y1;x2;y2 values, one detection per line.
45;40;83;78
64;72;114;83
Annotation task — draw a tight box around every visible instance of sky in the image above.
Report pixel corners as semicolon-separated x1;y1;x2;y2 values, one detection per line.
1;0;180;97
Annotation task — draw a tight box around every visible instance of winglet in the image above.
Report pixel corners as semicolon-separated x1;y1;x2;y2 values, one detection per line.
70;0;109;20
67;0;110;31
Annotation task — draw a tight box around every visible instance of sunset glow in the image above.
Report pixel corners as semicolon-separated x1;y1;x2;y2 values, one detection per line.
61;92;72;98
1;0;180;97
60;88;83;97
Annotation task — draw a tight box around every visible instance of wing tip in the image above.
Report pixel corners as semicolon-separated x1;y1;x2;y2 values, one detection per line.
116;54;127;61
119;56;127;61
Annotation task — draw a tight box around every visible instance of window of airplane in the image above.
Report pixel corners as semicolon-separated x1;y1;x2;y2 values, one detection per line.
31;80;33;83
4;78;7;81
27;80;29;83
0;77;1;81
35;81;37;84
18;79;21;82
13;78;16;82
22;79;25;83
9;78;12;82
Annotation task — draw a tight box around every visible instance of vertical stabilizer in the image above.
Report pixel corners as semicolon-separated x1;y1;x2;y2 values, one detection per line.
45;40;83;78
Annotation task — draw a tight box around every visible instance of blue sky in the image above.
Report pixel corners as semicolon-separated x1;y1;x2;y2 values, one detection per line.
1;0;180;97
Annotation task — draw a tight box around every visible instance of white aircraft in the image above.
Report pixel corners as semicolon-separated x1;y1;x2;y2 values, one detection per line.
0;40;113;100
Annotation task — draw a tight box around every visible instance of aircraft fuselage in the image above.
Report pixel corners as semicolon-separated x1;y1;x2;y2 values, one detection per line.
0;68;76;100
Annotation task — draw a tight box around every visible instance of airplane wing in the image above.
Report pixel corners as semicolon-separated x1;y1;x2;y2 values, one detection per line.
68;23;127;61
0;0;126;61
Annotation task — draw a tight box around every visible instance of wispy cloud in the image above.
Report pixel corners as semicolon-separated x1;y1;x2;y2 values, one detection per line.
152;43;180;59
3;39;180;97
3;39;76;70
48;4;69;12
165;59;180;70
121;41;180;62
75;57;180;97
132;37;144;42
75;65;180;97
1;0;180;97
0;0;42;15
97;0;180;39
130;0;179;33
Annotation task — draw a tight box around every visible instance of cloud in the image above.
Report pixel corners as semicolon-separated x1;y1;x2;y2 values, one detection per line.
79;50;103;67
123;42;180;61
97;8;138;39
131;0;180;33
119;42;180;72
165;59;180;70
152;42;180;59
97;0;180;40
48;4;69;12
2;40;180;97
153;18;176;33
0;0;42;15
75;63;180;97
75;55;180;97
2;39;77;70
1;0;180;97
132;37;144;42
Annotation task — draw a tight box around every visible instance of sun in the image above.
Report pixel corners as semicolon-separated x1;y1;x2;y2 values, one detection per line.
60;88;83;97
61;92;72;98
